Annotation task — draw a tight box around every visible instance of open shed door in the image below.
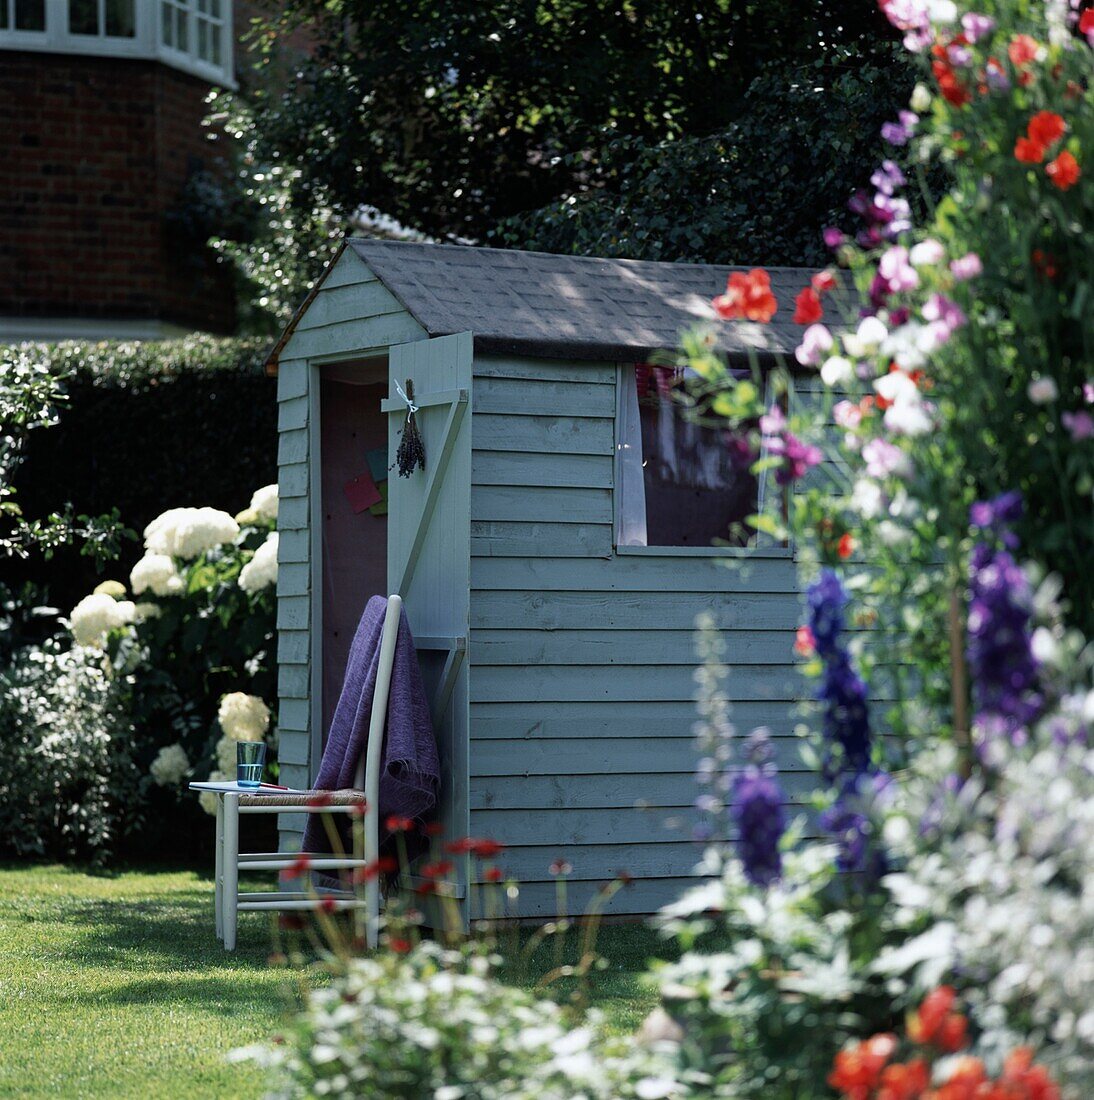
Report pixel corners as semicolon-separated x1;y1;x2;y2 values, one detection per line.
382;333;472;847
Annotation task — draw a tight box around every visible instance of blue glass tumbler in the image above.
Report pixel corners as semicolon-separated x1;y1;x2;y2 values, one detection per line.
236;741;266;790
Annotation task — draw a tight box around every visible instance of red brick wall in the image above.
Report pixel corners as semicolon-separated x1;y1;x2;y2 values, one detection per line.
0;51;235;333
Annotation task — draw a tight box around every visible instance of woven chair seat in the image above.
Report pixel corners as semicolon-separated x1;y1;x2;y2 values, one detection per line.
238;788;366;807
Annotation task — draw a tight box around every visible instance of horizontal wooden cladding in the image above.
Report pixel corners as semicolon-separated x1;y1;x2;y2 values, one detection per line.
471;591;803;631
474;355;615;386
471;700;807;740
471;451;613;489
477;842;706;885
473;413;613;455
471;769;817;811
470;876;699;918
470;733;806;777
284;313;426;362
470;555;800;593
474;804;702;848
293;279;403;334
471;522;613;558
471;486;612;525
470;628;795;666
470;663;821;703
473;376;616;418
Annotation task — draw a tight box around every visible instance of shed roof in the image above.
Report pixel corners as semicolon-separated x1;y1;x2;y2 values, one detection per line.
270;239;824;370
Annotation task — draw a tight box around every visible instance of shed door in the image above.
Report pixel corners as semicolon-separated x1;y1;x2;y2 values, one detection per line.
383;332;472;843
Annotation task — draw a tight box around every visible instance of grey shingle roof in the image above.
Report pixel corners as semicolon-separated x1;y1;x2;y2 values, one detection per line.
347;239;819;363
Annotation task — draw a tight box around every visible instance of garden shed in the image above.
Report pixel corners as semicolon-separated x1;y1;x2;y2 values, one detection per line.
268;239;817;917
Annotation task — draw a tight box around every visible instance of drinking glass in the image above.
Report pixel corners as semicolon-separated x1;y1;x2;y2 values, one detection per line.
236;741;266;789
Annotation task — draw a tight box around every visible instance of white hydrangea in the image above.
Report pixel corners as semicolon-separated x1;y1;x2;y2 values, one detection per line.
143;506;240;560
218;692;270;741
69;593;136;648
93;579;127;598
249;484;279;523
129;552;185;597
216;735;241;773
239;532;278;594
199;771;229;816
150;743;191;787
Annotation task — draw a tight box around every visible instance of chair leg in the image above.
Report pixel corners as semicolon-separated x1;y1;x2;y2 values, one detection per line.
214;796;224;941
222;794;240;951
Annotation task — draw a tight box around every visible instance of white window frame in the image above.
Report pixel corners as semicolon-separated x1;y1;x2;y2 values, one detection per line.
0;0;235;87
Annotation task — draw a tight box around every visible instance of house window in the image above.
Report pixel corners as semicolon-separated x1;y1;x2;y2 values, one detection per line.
616;364;763;550
0;0;233;84
69;0;135;38
162;0;224;69
2;1;46;31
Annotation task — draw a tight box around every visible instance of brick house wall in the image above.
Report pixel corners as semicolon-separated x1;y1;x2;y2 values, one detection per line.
0;51;236;334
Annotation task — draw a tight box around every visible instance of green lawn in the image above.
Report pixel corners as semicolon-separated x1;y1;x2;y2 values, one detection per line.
0;864;667;1098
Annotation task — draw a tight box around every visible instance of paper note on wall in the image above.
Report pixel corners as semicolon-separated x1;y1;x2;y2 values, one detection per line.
365;447;388;484
344;469;382;513
369;481;389;516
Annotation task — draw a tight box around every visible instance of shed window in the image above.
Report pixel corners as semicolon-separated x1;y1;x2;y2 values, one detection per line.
69;0;135;38
617;364;761;549
4;1;46;30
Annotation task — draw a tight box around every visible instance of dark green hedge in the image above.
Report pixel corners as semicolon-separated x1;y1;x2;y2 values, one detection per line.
10;336;278;610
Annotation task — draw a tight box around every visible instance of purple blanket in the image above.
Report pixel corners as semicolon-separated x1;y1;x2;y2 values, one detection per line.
302;596;439;855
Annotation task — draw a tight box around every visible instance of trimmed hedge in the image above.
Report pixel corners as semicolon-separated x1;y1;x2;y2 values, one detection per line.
9;336;278;610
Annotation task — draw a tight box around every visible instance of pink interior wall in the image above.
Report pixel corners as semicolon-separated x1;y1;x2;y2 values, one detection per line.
320;369;389;741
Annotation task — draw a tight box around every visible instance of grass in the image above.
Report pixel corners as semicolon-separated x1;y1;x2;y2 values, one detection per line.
0;863;668;1097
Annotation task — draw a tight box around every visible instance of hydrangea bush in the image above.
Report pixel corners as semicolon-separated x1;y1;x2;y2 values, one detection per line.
65;485;280;830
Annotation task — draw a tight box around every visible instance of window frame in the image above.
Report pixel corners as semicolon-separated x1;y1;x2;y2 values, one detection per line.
611;363;792;559
0;0;235;87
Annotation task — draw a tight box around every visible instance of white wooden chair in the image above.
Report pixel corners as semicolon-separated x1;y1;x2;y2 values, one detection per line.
190;594;403;951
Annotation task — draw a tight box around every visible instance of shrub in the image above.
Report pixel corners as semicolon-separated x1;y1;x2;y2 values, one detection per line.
0;642;139;863
8;336;277;612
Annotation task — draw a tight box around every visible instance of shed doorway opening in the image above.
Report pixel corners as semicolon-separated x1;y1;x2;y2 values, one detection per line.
319;358;390;741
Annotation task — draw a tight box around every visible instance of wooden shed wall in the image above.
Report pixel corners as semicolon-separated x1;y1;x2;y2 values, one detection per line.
467;354;814;917
274;250;426;848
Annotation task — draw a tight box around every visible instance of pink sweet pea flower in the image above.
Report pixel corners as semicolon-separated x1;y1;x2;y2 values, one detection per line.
833;400;864;430
863;437;914;479
878;246;920;292
961;12;995;42
1062;411;1094;441
794;324;834;367
950;253;982;281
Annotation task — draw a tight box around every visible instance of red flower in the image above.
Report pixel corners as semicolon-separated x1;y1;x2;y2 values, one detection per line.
1046;150;1080;191
932;1055;988;1099
307;791;333;808
549;858;573;876
444;837;505;858
794;625;816;658
877;1058;929;1100
351;856;398;884
907;986;958;1046
932;59;971;107
811;270;838;295
421;821;445;836
483;867;504;883
793;286;824;325
318;895;337;914
385;815;415;833
1032;249;1059;280
350;797;368;817
279;854;312;882
414;879;439;895
1081;9;1094;35
999;1047;1060;1100
936;1010;968;1052
1008;34;1040;67
1027;110;1066;148
828;1033;897;1097
712;269;778;323
388;937;411;954
1014;137;1046;163
837;533;855;561
421;859;454;879
617;869;634;885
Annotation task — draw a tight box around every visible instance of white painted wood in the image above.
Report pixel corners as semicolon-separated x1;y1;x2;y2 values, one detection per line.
222;794;239;951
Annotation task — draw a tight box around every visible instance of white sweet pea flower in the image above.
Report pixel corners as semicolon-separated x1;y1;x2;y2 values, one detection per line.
910;83;932;112
876;520;911;547
910;238;945;267
1028;377;1059;405
820;356;855;387
874;370;919;406
880;323;929;371
856;315;888;354
850;479;886;519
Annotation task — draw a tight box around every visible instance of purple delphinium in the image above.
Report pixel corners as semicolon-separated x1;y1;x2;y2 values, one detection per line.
821;771;892;878
730;730;785;887
807;570;873;779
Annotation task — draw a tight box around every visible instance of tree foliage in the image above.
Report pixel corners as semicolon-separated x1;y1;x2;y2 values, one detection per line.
233;1;912;279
